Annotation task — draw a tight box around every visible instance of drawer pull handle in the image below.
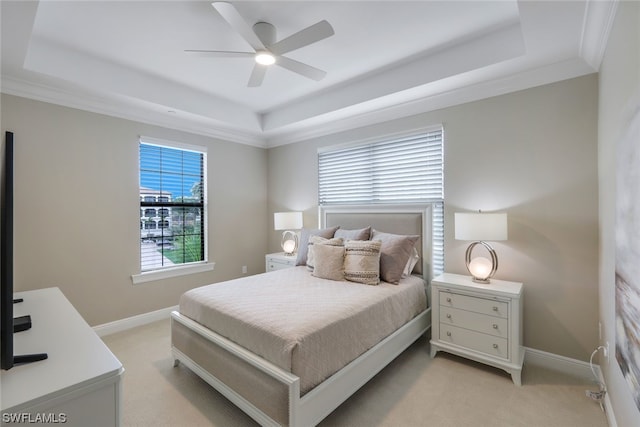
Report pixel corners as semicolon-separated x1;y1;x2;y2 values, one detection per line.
446;314;452;319
493;324;498;329
446;297;452;303
493;344;498;349
492;306;499;312
446;332;452;337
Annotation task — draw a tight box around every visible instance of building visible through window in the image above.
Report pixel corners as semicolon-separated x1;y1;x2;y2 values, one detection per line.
139;139;207;272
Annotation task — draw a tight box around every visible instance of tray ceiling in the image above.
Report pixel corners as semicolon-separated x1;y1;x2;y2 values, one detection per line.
1;1;616;147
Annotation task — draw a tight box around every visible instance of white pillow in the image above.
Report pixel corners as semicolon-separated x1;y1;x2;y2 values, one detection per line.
402;247;420;278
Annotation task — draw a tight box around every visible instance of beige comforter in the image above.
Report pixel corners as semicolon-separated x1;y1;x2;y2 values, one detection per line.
179;266;427;394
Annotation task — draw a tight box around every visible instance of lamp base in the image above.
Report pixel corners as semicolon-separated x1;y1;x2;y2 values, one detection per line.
465;241;498;284
281;231;298;256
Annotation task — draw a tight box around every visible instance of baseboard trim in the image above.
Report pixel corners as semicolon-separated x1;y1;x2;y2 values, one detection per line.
93;305;178;337
524;347;597;381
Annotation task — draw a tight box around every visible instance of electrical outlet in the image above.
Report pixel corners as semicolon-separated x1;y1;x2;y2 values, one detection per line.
242;265;247;274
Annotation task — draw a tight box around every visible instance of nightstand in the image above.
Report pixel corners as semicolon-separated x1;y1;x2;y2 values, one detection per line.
430;273;524;385
265;252;297;272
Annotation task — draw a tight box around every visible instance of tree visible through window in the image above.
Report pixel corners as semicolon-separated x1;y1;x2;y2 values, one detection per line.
139;139;206;272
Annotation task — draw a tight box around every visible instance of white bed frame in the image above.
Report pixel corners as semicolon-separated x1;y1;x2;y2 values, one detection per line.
171;204;434;426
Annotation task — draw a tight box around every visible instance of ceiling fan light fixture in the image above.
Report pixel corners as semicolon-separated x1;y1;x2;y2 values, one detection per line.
255;52;276;66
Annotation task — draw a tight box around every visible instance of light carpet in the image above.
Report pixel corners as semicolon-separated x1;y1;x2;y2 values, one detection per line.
102;319;609;427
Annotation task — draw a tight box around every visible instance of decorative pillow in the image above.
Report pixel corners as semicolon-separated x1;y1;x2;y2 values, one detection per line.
402;247;420;278
295;226;339;266
312;244;345;281
370;229;419;284
306;236;344;271
334;226;371;241
344;240;382;285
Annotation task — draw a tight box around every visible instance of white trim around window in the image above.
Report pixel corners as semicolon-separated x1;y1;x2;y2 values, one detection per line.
131;262;215;285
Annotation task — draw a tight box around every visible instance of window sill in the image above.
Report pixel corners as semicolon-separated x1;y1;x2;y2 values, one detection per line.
131;262;215;285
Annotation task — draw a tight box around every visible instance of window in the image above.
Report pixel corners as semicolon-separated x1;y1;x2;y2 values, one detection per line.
318;127;444;276
139;138;207;273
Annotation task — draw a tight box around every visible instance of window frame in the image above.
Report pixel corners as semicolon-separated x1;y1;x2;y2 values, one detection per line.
132;136;214;284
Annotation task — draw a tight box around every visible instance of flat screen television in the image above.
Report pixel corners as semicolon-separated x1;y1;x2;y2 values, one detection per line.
1;131;47;370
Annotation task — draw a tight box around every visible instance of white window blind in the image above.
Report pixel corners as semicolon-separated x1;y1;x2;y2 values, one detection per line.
318;130;443;204
318;128;444;275
139;138;207;273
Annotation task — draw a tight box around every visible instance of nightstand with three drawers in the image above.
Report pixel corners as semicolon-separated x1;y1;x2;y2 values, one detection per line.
430;273;524;385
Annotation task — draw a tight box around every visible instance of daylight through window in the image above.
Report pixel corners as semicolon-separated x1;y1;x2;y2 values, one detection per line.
139;139;206;272
318;127;444;275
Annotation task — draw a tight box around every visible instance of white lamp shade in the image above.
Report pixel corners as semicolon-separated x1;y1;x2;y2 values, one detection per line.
274;212;303;230
455;212;507;241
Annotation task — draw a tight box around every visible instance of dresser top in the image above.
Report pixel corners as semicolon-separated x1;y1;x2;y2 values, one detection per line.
1;287;123;411
433;273;523;297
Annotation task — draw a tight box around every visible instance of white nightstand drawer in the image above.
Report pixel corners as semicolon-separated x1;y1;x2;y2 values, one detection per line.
440;307;509;338
265;252;297;272
439;291;508;319
268;261;293;271
440;324;509;360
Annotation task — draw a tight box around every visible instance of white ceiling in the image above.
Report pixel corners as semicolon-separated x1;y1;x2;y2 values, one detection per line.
1;1;617;147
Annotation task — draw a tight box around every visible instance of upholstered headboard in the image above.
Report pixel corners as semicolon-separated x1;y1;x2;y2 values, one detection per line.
319;204;434;282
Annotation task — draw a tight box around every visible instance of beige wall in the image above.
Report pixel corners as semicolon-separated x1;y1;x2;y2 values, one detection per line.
268;74;599;361
1;94;268;326
598;1;640;424
1;73;602;364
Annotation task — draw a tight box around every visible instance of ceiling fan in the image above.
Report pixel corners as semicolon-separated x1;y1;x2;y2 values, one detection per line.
186;2;335;87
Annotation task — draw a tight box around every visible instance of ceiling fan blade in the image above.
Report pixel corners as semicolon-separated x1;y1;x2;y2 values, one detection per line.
185;50;254;58
276;56;326;81
212;2;265;51
269;20;334;55
248;64;267;87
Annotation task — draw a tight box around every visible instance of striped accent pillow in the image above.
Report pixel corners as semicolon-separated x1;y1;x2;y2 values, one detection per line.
344;240;382;285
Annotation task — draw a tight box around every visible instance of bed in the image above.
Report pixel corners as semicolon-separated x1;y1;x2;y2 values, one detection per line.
171;204;434;426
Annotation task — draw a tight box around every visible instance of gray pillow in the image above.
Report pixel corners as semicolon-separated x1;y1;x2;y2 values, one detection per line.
334;226;371;241
295;226;339;266
312;244;345;281
344;239;381;285
371;229;419;284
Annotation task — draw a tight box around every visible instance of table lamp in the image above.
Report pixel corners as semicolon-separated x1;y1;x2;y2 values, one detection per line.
274;212;303;256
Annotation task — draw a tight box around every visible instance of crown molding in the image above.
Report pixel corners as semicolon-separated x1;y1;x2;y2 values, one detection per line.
580;0;619;71
1;75;267;148
264;57;595;148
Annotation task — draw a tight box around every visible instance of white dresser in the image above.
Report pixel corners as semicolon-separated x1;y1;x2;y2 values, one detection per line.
430;273;524;385
1;288;123;426
265;252;297;272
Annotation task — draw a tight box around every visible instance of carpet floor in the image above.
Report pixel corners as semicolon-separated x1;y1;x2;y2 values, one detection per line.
102;319;609;427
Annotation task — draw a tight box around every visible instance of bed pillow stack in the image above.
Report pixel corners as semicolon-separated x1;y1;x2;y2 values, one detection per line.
299;225;419;285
